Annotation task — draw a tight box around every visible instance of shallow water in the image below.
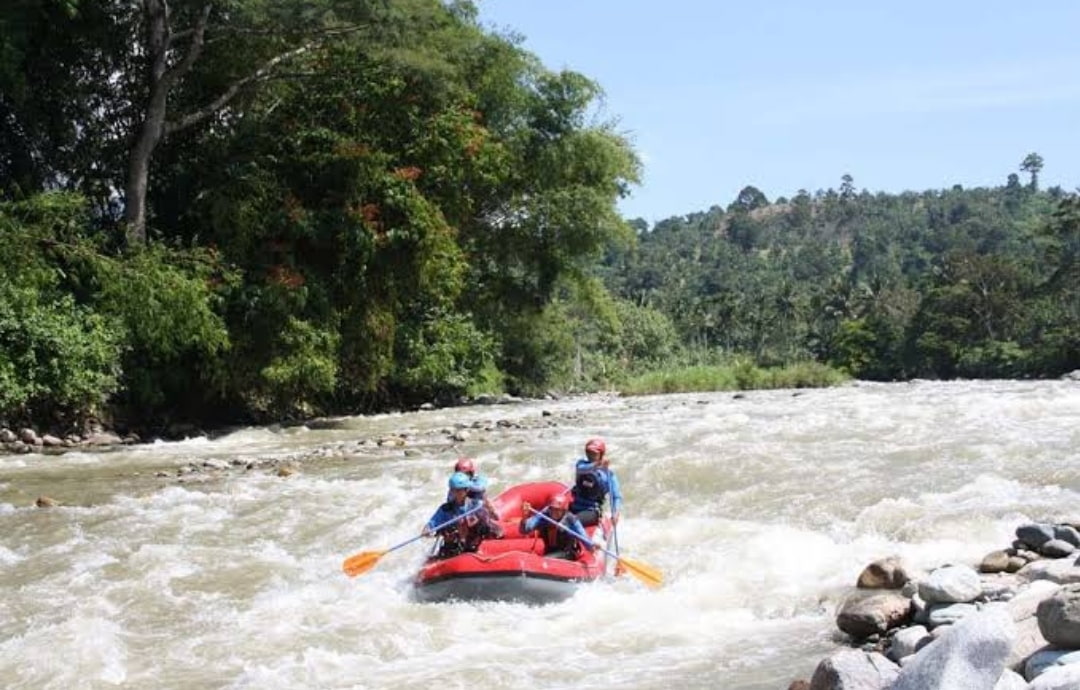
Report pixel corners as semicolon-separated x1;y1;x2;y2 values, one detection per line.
1;380;1078;689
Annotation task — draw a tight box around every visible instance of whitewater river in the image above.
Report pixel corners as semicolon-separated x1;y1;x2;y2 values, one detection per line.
1;379;1079;689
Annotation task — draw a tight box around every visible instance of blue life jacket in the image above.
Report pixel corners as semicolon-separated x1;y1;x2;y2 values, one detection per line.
571;460;608;512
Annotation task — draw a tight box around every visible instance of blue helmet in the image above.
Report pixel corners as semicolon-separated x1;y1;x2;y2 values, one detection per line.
448;471;472;491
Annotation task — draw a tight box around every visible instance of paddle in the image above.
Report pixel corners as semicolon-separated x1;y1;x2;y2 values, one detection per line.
529;508;663;590
612;520;626;577
342;504;483;578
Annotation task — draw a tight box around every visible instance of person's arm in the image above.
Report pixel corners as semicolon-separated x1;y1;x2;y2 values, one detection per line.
608;470;623;522
476;499;503;538
423;505;449;536
520;510;541;535
569;516;594;550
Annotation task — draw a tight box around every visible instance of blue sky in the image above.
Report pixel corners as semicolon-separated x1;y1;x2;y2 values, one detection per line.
476;1;1080;223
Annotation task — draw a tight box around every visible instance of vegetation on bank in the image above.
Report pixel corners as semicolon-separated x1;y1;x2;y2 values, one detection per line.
617;360;849;397
0;1;1077;436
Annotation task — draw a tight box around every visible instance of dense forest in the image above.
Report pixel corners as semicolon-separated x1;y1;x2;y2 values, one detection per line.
1;0;1077;435
608;166;1079;383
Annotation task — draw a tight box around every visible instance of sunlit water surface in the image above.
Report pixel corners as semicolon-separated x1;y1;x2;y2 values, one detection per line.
1;380;1079;689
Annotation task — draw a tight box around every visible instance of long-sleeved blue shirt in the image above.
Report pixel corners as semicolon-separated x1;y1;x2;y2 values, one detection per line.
426;497;487;532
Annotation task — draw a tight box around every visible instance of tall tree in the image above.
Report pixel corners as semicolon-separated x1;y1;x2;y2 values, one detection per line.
1020;152;1044;192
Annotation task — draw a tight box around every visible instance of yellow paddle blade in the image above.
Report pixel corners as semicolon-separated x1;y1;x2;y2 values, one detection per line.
617;556;663;590
342;550;387;578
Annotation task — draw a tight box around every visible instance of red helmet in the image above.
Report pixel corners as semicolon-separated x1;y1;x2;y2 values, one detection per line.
584;438;606;458
550;494;570;512
454;457;476;474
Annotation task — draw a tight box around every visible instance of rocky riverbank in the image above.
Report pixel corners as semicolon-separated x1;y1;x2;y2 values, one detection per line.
0;425;136;454
0;393;548;458
789;519;1080;689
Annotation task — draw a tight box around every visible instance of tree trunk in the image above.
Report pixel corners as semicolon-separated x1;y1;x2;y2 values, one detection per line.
123;0;210;247
119;1;351;246
124;77;170;246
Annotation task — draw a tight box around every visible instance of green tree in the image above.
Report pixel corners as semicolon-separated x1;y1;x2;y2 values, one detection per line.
1021;152;1044;192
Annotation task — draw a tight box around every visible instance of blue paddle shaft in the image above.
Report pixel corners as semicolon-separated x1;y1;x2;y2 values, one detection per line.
529;508;622;561
391;504;484;555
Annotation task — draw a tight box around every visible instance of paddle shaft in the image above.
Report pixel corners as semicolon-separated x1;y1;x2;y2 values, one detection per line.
419;503;484;544
528;507;618;562
371;503;483;558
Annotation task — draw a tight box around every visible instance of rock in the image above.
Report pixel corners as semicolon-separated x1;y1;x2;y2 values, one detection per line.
857;556;911;590
19;428;40;445
1018;523;1057;551
35;495;58;508
1023;648;1080;681
1006;556;1027;573
888;625;931;662
994;669;1027;689
1053;525;1080;547
1028;663;1080;689
276;466;296;477
808;649;898;690
787;681;810;690
919;564;982;604
41;434;63;447
926;601;978;628
836;591;913;639
83;431;123;446
0;428;15;443
981;550;1011;574
891;606;1016;690
1005;580;1060;671
1040;539;1076;558
1037;583;1080;647
1019;559;1080;585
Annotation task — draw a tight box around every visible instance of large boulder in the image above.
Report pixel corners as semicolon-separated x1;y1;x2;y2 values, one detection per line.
1028;663;1080;689
1005;580;1060;671
836;591;912;639
918;564;982;604
890;606;1016;690
1024;649;1080;681
1037;583;1080;647
1018;558;1080;585
808;649;898;690
856;556;912;590
1017;523;1057;551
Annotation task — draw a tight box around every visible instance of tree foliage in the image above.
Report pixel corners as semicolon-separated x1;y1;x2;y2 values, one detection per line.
607;164;1078;381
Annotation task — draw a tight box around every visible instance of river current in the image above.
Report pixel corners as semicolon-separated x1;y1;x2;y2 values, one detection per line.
1;379;1078;689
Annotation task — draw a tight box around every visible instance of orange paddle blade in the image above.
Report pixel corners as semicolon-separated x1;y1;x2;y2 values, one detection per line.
342;550;387;577
617;556;663;590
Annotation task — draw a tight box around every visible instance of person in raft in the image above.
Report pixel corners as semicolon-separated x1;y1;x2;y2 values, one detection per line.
449;456;496;516
424;471;503;559
569;437;623;528
520;493;594;560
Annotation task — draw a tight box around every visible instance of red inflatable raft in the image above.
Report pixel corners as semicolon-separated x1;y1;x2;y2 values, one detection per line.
412;481;611;604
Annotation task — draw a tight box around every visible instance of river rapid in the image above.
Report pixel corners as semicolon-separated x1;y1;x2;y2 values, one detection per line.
1;380;1078;689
